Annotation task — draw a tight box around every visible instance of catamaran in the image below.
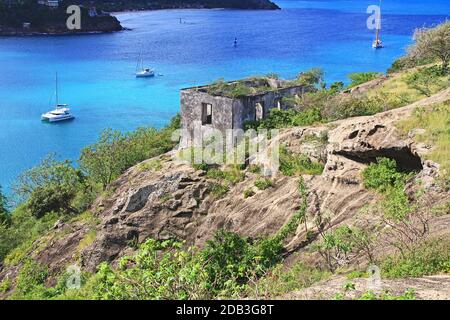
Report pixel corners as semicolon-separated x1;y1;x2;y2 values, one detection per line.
372;1;384;49
41;73;75;122
135;51;155;78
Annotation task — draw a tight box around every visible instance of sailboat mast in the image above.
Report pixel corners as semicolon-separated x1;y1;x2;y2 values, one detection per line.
377;0;382;41
136;51;141;72
55;72;59;107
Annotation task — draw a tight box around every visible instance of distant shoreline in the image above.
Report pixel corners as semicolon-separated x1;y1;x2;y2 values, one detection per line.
0;5;279;37
110;6;280;15
0;30;127;37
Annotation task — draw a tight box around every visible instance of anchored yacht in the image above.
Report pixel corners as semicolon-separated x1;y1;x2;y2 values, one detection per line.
136;67;155;78
135;50;155;78
372;1;384;49
41;73;75;122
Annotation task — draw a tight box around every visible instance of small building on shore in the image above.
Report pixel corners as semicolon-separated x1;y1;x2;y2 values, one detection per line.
180;77;309;146
37;0;60;8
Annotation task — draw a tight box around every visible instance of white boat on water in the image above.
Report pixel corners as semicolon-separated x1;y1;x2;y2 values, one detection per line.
41;73;75;122
135;50;155;78
372;29;384;49
41;104;74;122
136;67;155;78
372;1;384;49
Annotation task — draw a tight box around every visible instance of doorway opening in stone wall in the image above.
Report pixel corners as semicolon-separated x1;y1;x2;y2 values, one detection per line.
202;103;212;125
255;102;264;121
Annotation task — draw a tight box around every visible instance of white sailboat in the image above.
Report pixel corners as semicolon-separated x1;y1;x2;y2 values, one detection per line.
135;51;155;78
41;73;75;122
372;1;384;49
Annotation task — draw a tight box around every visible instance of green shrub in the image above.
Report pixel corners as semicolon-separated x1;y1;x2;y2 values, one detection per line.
10;259;49;300
279;146;324;176
380;185;413;221
295;68;325;89
1;207;58;264
315;225;375;272
0;278;12;294
381;239;450;278
348;72;383;88
201;230;255;294
193;162;210;171
362;158;407;193
329;81;345;93
79;114;180;190
13;155;82;219
206;167;245;185
326;95;385;120
93;239;209;300
408;22;450;74
356;289;416;300
404;65;448;97
243;189;256;198
245;262;330;298
209;183;229;198
248;164;262;174
254;178;274;190
0;186;9;225
290;107;323;126
247;108;323;131
207;79;253;98
388;56;423;74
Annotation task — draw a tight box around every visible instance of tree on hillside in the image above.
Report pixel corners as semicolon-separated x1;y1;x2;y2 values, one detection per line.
0;186;9;224
13;155;81;218
408;22;450;74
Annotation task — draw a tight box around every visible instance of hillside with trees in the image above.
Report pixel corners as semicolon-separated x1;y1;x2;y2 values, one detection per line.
0;0;122;35
74;0;280;11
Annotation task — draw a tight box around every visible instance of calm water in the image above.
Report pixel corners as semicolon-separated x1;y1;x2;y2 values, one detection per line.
0;0;449;192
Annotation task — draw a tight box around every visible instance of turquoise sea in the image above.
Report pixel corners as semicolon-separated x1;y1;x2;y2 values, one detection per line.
0;0;449;192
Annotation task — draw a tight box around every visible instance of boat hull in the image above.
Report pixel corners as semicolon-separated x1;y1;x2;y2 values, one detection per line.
136;70;155;78
136;74;155;78
41;115;75;122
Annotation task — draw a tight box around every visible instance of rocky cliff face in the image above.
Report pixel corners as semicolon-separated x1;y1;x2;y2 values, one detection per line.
2;87;446;282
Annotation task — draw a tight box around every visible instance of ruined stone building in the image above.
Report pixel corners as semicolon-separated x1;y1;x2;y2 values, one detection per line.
180;77;308;146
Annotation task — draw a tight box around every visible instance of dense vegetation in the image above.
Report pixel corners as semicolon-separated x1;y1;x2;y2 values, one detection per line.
0;115;180;263
0;187;8;224
80;115;180;189
348;72;383;88
2;180;308;299
244;63;449;132
244;22;450;132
